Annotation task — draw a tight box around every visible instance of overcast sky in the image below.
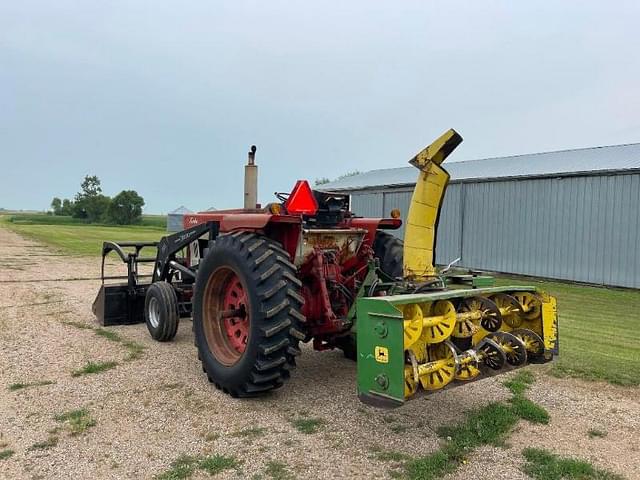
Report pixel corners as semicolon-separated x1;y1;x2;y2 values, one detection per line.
1;1;639;213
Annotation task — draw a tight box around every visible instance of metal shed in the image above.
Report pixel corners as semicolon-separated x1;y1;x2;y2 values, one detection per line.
320;143;640;288
167;206;192;232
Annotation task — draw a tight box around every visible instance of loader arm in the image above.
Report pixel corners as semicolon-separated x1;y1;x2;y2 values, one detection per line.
403;129;463;280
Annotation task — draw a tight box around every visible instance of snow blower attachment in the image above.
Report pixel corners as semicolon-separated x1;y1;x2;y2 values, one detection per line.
92;132;558;407
356;287;557;407
355;129;558;407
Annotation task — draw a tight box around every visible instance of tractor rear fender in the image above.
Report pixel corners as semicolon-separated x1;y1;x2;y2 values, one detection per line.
348;218;402;248
183;213;303;260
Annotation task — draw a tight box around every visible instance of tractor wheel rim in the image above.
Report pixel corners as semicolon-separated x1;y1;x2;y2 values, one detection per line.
203;267;250;366
148;297;160;328
222;275;249;354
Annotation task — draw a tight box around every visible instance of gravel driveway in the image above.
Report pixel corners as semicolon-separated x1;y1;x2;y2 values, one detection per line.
1;226;638;480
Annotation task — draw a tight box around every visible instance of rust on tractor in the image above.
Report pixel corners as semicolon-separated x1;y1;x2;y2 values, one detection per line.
295;228;366;266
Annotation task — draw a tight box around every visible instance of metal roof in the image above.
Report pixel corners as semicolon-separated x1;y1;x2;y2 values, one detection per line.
169;205;192;214
319;142;640;191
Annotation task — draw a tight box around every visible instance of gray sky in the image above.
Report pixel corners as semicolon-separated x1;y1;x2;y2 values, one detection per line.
1;1;639;213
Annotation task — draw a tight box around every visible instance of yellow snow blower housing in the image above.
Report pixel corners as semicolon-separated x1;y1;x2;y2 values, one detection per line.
356;129;558;407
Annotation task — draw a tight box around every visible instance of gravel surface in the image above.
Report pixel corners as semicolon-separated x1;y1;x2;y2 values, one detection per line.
0;226;638;480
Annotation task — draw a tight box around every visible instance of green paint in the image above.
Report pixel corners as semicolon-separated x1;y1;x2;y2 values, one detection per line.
356;286;540;405
356;297;405;405
377;285;538;305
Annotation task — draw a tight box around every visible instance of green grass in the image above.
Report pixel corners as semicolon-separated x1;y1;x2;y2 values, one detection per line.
156;454;238;480
8;380;55;391
390;424;409;434
62;320;94;330
54;408;96;435
503;370;536;396
1;214;164;256
439;402;521;451
71;360;118;377
156;455;199;480
588;429;607;439
0;449;14;460
291;417;325;434
404;450;455;480
264;460;295;480
4;213;166;228
28;436;59;451
401;371;550;480
522;448;623;480
95;328;122;342
495;275;640;386
63;321;146;362
198;455;240;475
502;371;550;424
508;396;550;424
122;340;146;361
403;402;521;479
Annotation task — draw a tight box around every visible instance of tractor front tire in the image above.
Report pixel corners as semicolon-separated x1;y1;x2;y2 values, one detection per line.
145;281;179;341
373;231;403;278
193;232;306;397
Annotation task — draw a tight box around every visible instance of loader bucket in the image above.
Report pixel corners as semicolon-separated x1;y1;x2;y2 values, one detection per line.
356;286;558;408
92;284;146;326
92;240;157;326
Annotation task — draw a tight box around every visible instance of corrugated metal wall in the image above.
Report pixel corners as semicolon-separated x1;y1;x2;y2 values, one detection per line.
349;172;640;288
167;214;184;232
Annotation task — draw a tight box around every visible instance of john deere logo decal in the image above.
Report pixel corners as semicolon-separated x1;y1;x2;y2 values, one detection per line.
374;346;389;364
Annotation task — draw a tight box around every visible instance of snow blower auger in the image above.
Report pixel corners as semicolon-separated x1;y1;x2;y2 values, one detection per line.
92;131;558;407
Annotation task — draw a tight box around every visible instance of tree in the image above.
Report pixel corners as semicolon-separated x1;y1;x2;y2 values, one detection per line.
314;171;361;186
61;199;74;216
73;175;110;222
106;190;145;225
80;175;102;197
51;197;62;215
336;170;361;180
85;195;111;223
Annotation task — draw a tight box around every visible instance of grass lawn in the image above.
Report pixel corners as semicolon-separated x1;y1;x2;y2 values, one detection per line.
1;215;164;256
495;276;640;386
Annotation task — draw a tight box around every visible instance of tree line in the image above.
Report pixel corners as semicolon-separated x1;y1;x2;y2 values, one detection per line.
51;175;145;225
315;170;361;186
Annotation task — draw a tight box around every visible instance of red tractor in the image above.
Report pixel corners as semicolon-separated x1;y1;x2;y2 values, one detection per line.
94;131;558;407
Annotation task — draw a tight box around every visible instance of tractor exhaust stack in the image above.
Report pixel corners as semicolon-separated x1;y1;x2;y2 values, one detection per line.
244;145;258;209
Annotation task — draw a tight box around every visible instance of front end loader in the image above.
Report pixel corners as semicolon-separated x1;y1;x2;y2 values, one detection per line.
93;130;558;406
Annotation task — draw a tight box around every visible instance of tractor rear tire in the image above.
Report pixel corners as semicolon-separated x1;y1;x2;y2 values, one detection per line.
193;232;306;397
335;335;357;361
145;281;179;342
373;231;403;278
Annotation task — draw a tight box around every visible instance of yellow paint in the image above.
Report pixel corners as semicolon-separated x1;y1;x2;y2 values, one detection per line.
541;296;558;351
421;300;456;343
404;365;418;398
402;304;424;349
403;129;463;280
375;346;389;364
418;342;457;390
